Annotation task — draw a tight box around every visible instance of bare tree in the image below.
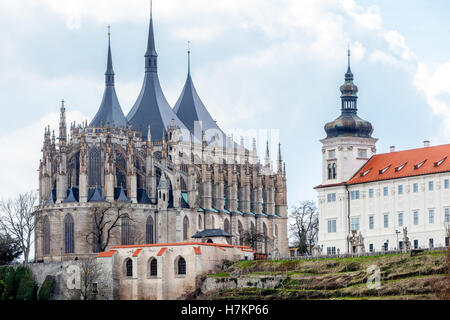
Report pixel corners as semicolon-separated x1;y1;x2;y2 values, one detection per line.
0;191;38;265
241;230;268;252
79;257;103;300
289;200;319;256
85;203;138;252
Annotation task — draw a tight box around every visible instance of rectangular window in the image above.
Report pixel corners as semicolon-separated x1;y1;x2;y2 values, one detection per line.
413;183;418;193
328;150;336;159
351;217;360;231
445;179;449;189
445;208;450;223
383;187;388;196
350;190;360;200
327;193;336;202
369;189;374;198
428;181;434;191
414;240;419;249
384;214;389;228
369;216;374;230
429;238;434;248
413;211;419;225
358;149;367;158
369;244;374;252
327;219;337;233
429;209;434;224
398;185;403;195
327;247;336;255
398;212;403;227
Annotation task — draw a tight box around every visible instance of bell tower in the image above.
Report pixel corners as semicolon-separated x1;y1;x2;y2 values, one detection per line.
321;50;377;185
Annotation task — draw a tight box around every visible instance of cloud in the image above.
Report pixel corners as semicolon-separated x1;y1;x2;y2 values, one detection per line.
0;111;89;200
414;62;450;139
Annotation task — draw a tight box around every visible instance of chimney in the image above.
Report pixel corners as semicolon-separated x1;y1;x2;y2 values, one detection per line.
390;146;396;152
424;141;430;147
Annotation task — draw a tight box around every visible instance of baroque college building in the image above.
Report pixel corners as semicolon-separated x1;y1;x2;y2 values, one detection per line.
316;51;450;255
34;7;289;263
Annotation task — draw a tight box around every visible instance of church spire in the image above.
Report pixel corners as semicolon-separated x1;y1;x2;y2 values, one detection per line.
89;26;128;128
340;48;358;114
145;0;158;73
105;25;115;86
187;41;191;76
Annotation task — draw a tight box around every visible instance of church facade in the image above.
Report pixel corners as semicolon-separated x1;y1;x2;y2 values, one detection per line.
316;52;450;255
34;6;289;263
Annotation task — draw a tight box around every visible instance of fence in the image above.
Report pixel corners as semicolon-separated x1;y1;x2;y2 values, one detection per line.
276;246;448;261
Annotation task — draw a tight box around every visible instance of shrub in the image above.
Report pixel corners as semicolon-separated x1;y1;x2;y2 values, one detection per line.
2;266;16;300
38;276;55;300
0;280;5;298
14;266;37;300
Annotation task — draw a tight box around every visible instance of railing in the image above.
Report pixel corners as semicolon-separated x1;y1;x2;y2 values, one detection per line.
279;246;448;261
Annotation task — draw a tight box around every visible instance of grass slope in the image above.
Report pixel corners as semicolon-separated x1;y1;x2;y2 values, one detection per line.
205;251;449;300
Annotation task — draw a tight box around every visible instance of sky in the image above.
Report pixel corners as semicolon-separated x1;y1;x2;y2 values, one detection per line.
1;0;450;210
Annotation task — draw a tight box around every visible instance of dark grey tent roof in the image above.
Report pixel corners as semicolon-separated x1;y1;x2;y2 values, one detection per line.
90;32;128;128
63;188;79;203
192;229;233;238
174;72;228;147
115;187;131;203
126;9;187;140
137;188;153;204
88;187;105;203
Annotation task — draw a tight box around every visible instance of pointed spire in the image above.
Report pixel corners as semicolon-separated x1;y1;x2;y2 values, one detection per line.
59;99;67;145
277;143;282;174
89;26;128;128
145;0;158;73
105;25;115;86
187;41;191;76
345;46;353;81
265;141;270;167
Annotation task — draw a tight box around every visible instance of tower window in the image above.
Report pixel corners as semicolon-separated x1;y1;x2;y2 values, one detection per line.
332;163;337;179
358;149;367;158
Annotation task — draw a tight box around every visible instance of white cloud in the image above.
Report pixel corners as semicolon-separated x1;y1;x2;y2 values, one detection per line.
384;31;417;62
414;62;450;139
340;0;383;30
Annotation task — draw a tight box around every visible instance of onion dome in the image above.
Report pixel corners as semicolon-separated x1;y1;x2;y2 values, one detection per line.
126;2;188;140
324;50;373;138
90;27;128;128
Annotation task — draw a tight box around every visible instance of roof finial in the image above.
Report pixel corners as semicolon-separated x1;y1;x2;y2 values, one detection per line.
105;25;115;86
187;40;191;75
150;0;153;19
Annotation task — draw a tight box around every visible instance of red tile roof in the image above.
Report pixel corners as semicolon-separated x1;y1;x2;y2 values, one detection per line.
348;144;450;185
156;248;167;256
132;248;142;257
97;250;117;258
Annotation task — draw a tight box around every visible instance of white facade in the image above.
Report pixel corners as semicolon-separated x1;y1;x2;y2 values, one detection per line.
317;156;450;255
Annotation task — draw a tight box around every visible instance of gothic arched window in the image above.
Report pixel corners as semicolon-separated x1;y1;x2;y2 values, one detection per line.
332;163;337;179
43;216;50;256
88;147;102;187
146;216;154;244
149;258;157;277
124;258;133;277
263;223;268;254
238;220;243;246
183;216;189;241
224;219;230;234
121;215;131;245
177;257;186;275
64;214;74;254
198;215;202;230
115;153;126;189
